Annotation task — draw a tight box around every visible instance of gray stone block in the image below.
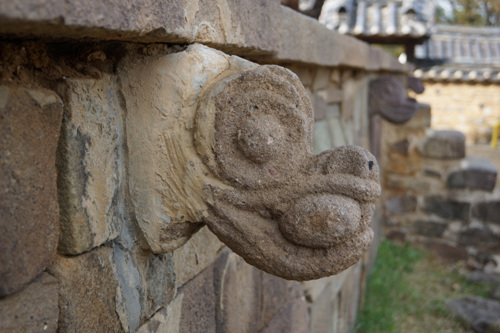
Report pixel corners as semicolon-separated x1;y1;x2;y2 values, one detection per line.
447;157;498;191
413;220;448;237
0;273;58;333
472;201;500;224
419;130;465;159
448;296;500;333
390;138;409;156
0;86;62;297
458;227;500;249
423;196;470;222
385;195;417;215
48;247;124;332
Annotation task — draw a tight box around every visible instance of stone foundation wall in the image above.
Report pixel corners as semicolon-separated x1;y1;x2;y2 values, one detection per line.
417;82;500;143
0;2;409;332
381;103;500;270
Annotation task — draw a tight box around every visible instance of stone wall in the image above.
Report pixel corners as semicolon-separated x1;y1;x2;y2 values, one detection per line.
381;103;500;270
417;82;500;143
0;1;409;332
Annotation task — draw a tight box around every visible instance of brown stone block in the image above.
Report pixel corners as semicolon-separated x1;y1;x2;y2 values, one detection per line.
261;283;310;333
0;273;58;333
424;239;468;262
56;75;124;255
0;85;62;297
48;247;123;332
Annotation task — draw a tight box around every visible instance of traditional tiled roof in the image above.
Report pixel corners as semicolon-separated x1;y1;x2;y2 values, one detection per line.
414;24;500;83
319;0;433;43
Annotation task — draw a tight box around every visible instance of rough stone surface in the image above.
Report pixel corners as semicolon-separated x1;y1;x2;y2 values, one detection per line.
448;296;500;333
487;318;500;333
467;272;500;285
56;75;124;255
136;295;183;333
447;157;498;191
424;240;468;261
473;201;500;224
369;77;418;124
413;220;448;237
0;0;281;56
458;228;500;249
419;130;466;159
173;226;226;288
123;44;380;280
309;285;335;333
0;273;58;333
0;86;62;297
178;251;293;333
385;195;417;215
48;247;124;332
423;196;470;222
260;283;310;333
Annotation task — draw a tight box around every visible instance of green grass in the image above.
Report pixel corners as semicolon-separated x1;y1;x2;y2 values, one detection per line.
353;240;491;333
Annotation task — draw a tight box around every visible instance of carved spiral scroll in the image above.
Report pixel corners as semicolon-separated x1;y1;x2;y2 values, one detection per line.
196;65;381;281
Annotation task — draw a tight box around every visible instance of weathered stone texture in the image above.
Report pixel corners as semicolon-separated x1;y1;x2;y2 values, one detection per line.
458;228;500;249
48;247;124;332
385;195;417;215
56;75;124;255
0;273;58;333
0;86;62;297
0;0;281;56
448;296;500;333
423;196;470;222
423;240;468;261
122;44;380;281
413;220;448;237
136;295;183;333
177;251;300;333
447;157;498;191
173;226;226;288
260;283;310;333
419;130;466;159
473;201;500;224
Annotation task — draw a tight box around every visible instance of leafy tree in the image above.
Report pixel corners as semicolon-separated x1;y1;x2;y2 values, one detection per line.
436;0;500;26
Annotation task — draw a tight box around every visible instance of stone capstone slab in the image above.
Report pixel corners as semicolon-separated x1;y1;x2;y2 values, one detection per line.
0;273;58;333
56;74;124;255
448;296;500;333
447;157;498;192
0;85;62;297
0;0;280;56
419;130;466;159
48;247;124;332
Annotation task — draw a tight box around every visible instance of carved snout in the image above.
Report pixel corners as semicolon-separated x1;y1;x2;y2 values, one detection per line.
279;195;361;248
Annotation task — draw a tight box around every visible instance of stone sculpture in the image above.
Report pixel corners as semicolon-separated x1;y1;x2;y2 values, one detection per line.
123;44;380;281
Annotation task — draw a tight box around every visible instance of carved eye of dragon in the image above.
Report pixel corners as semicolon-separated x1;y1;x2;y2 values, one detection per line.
124;45;381;281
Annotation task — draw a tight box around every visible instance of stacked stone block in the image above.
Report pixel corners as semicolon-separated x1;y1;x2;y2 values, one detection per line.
381;104;500;266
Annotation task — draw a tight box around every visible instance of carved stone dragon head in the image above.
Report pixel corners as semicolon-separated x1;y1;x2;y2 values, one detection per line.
123;44;381;281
